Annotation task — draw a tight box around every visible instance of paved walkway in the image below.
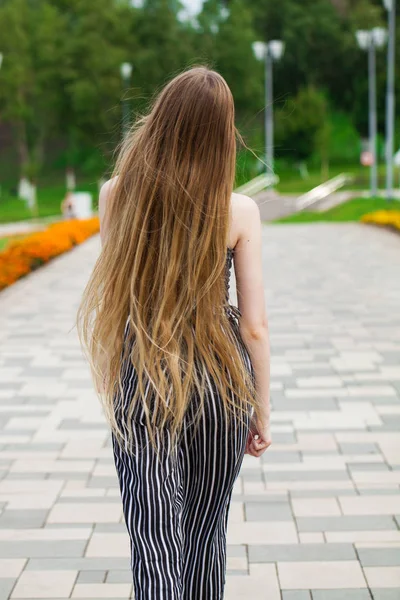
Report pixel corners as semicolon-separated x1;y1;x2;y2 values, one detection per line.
0;224;399;599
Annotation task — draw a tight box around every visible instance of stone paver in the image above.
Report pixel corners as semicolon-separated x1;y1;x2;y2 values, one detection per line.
0;223;399;598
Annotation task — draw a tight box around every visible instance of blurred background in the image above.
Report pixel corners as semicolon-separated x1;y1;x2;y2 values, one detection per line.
0;0;399;228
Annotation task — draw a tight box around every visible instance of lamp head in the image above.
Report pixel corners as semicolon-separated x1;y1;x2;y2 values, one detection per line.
252;41;267;61
120;62;133;80
356;30;370;50
268;40;285;61
372;26;387;47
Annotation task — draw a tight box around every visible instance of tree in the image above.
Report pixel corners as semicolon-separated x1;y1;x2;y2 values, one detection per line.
247;0;385;122
130;0;196;106
0;0;65;180
214;0;263;119
54;0;135;173
276;86;329;164
330;0;383;25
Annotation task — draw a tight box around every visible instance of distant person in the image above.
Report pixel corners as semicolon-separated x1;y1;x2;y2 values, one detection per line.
61;191;76;220
77;67;271;598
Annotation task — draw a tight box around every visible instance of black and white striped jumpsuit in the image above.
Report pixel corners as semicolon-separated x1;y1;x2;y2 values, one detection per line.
112;246;255;599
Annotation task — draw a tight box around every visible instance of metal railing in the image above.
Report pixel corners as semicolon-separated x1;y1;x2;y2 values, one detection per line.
295;173;353;212
235;173;280;196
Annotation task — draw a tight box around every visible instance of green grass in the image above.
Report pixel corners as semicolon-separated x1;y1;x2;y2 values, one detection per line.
0;181;98;224
275;196;400;224
275;164;388;195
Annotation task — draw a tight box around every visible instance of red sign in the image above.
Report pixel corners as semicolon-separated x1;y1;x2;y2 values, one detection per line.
361;151;374;167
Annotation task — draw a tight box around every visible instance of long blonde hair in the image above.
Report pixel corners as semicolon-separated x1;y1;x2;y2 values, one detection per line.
77;66;261;458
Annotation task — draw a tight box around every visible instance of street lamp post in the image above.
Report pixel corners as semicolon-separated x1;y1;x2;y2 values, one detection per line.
120;62;133;139
252;40;285;178
356;27;387;197
383;0;396;200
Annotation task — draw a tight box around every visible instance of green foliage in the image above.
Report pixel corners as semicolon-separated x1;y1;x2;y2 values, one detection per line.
213;0;263;117
0;0;395;192
325;111;362;164
276;86;328;162
0;0;65;176
249;0;388;130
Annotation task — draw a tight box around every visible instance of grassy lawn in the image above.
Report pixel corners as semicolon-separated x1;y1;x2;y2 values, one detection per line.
275;197;400;224
275;164;388;195
0;181;99;224
275;166;345;195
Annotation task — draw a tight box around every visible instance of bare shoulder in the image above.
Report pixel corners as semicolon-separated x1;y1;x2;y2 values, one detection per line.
99;176;118;245
99;176;118;208
99;176;118;219
231;193;261;244
232;192;259;212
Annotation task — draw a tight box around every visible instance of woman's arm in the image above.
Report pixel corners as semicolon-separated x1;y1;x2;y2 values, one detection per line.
233;195;270;423
97;179;115;392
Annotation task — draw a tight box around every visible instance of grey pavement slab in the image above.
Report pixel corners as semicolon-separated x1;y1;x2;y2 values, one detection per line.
347;463;390;471
296;516;398;532
338;443;379;454
0;581;16;600
106;570;133;583
266;470;350;481
0;510;48;528
262;451;302;463
358;548;400;567
93;524;127;533
249;543;356;562
26;558;130;570
77;571;106;583
371;591;400;600
0;541;87;558
245;501;293;521
358;489;400;495
290;489;358;497
312;592;371;600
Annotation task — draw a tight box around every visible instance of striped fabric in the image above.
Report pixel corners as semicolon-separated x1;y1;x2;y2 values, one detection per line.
112;248;255;599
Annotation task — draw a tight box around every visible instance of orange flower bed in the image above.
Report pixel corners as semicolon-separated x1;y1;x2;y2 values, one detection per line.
361;209;400;230
0;217;100;291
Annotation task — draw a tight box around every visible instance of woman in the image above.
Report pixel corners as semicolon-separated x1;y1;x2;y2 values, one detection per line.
77;66;271;599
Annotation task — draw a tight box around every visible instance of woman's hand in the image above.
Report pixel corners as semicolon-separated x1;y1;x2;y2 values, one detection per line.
245;413;271;457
